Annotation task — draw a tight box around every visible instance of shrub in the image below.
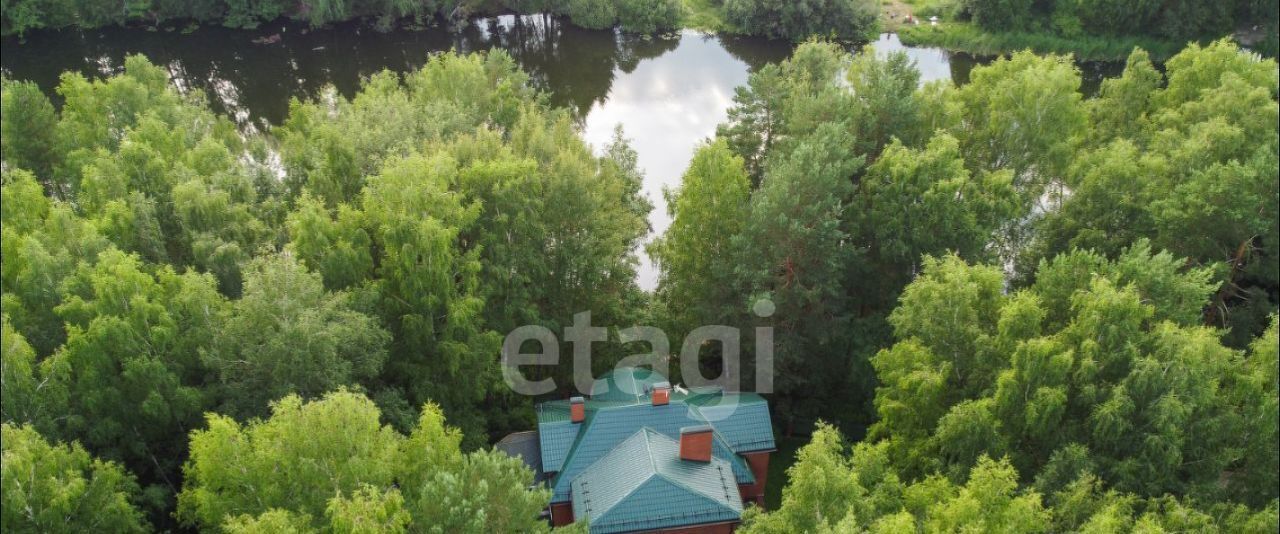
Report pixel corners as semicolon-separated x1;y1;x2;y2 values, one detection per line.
566;0;617;29
616;0;681;33
723;0;879;41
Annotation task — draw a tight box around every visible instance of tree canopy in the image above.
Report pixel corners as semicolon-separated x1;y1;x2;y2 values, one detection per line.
677;36;1278;531
1;19;1277;533
1;49;645;527
177;389;552;532
1;423;148;533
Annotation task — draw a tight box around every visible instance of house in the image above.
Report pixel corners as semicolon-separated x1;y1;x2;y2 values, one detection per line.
497;367;776;533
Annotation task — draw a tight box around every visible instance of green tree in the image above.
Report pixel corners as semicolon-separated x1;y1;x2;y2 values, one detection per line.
0;78;60;191
851;133;1016;292
1;424;148;533
565;0;616;29
1228;318;1280;507
723;0;879;41
326;486;411;534
0;317;65;435
202;253;390;420
2;169;111;356
178;390;551;532
743;421;1276;533
940;50;1086;198
615;0;681;33
47;249;227;502
449;115;649;399
177;390;409;529
286;194;374;292
870;244;1274;505
1027;40;1279;345
963;0;1037;31
740;423;1052;533
733;122;862;425
649;139;752;339
222;509;314;534
718;41;857;185
407;449;550;533
51;56;274;296
359;152;501;443
845;48;926;160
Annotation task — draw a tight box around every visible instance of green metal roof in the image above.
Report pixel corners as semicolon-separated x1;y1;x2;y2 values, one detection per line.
537;367;775;508
537;401;578;472
686;394;776;452
571;429;743;534
590;367;667;401
546;398;761;502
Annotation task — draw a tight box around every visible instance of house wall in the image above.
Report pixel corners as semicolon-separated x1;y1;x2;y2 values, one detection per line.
551;502;575;526
738;451;770;508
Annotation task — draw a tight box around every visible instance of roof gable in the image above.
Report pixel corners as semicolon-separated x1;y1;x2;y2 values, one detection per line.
571;429;743;534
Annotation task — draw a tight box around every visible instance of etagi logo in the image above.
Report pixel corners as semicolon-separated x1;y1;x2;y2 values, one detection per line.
500;299;776;401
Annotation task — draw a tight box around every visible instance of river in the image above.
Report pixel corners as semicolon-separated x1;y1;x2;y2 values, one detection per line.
0;16;1120;290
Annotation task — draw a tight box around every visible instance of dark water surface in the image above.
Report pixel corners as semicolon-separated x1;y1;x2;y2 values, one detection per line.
1;18;1120;289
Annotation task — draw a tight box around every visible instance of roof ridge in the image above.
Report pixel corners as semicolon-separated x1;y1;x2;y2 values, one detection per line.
625;370;640;400
578;428;660;519
644;428;659;473
685;404;736;448
643;428;741;507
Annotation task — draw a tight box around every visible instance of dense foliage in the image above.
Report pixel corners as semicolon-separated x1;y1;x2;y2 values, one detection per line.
1;49;646;527
743;423;1277;533
667;37;1278;432
722;0;880;41
684;37;1279;531
177;390;552;532
956;0;1277;43
1;424;148;533
2;8;1277;530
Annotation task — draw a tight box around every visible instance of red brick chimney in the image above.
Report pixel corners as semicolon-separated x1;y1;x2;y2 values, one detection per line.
651;381;671;406
570;396;585;423
679;425;713;462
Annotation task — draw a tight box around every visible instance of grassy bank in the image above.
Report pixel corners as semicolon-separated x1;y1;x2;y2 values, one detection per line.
681;0;730;33
898;21;1185;61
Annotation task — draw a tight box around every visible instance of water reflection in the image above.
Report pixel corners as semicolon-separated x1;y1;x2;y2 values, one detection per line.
865;33;1121;92
2;21;1122;290
581;32;788;289
1;16;692;130
870;33;961;83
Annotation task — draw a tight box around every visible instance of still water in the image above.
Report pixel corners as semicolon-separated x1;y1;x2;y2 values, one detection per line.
1;17;1118;289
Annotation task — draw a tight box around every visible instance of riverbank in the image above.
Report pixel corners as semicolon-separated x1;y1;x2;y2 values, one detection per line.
898;21;1184;61
680;0;729;33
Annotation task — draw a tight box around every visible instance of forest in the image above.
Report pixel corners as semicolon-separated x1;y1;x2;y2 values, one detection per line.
958;0;1274;42
1;15;1278;534
897;0;1279;60
0;0;881;40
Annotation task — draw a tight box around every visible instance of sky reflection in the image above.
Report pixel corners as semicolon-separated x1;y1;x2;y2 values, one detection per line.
582;32;755;291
